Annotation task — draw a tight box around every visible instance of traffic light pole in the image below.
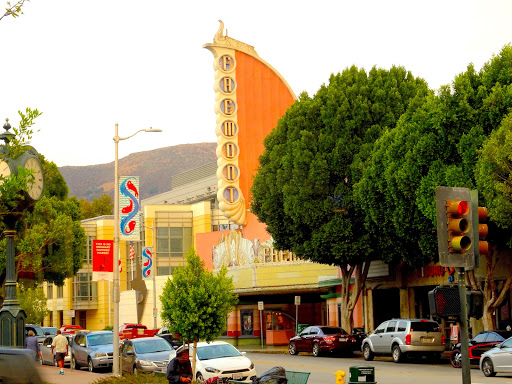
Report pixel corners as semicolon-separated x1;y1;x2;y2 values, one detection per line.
457;267;471;384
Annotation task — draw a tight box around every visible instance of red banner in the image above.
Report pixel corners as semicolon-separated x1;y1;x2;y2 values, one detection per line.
93;240;113;281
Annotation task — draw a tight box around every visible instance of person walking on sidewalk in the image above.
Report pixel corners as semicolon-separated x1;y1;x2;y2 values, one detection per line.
25;330;40;362
52;330;68;375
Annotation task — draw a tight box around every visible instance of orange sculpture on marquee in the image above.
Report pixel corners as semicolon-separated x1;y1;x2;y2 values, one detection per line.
204;21;296;227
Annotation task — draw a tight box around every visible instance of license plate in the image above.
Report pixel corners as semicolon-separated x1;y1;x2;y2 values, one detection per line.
422;337;433;343
232;373;243;380
339;337;346;342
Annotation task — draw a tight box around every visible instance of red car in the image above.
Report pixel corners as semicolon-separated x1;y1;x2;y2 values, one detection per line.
60;325;84;335
450;330;512;367
288;325;357;357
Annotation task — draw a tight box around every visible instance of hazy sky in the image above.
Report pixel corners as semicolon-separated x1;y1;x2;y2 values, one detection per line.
1;0;511;167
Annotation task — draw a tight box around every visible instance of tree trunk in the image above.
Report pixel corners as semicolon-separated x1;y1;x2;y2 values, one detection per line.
339;262;371;333
192;339;197;382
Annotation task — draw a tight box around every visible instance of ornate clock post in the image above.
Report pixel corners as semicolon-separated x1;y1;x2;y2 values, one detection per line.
0;119;45;347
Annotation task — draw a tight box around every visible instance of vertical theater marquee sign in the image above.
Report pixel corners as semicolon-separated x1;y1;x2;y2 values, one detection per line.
205;24;245;226
203;21;296;227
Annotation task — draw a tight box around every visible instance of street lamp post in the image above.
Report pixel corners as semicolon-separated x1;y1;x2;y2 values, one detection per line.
113;123;161;376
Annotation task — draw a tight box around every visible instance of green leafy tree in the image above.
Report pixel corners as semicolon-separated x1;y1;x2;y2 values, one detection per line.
355;45;512;329
0;112;86;303
160;250;238;378
251;65;429;331
79;194;113;219
16;282;49;324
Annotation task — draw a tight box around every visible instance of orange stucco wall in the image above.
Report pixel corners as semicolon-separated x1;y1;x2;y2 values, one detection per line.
234;51;295;211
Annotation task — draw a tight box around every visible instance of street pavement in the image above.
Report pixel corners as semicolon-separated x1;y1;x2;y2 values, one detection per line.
37;364;111;384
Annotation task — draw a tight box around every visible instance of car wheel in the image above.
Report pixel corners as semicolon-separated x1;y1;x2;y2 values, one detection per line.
53;356;58;367
39;355;44;365
289;342;298;355
363;343;374;361
196;372;205;383
450;350;462;368
392;345;403;363
133;365;138;375
312;342;321;357
71;355;79;370
482;357;496;377
88;358;94;373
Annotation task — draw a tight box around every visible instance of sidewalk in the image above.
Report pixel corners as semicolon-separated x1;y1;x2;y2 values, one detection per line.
37;364;111;384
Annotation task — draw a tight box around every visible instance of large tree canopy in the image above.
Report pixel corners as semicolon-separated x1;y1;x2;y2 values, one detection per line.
355;45;512;267
251;65;429;330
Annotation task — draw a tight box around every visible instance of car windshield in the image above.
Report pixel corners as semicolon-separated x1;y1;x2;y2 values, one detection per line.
42;327;58;335
87;333;113;346
196;344;241;360
410;322;440;332
134;339;172;354
320;327;345;335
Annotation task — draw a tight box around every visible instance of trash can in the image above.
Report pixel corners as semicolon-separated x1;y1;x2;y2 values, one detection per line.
349;366;376;384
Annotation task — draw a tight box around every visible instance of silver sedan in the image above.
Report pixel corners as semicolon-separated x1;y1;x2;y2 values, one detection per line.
480;336;512;377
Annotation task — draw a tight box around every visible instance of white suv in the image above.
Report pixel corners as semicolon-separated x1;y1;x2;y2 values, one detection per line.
361;319;446;363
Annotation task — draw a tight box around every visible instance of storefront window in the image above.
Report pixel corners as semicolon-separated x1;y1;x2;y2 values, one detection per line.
241;310;253;336
265;311;295;331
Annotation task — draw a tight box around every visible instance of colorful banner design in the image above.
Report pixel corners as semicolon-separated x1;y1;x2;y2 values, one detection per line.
142;247;153;279
92;240;114;281
119;176;140;241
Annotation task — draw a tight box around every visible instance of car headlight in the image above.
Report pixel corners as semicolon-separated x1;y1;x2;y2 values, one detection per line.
205;367;221;373
94;353;107;357
249;363;255;369
138;360;156;367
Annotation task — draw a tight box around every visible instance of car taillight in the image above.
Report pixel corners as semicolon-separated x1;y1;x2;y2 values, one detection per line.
442;335;446;345
348;336;356;343
324;336;336;343
405;334;411;345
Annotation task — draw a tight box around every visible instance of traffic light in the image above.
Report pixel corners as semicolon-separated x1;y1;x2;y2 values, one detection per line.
467;290;484;319
428;286;484;319
477;206;489;256
436;187;476;268
428;286;461;317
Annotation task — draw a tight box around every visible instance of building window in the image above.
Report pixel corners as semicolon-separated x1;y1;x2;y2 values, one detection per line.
85;236;96;264
47;283;53;300
155;211;193;276
241;309;254;336
57;285;64;299
73;272;97;301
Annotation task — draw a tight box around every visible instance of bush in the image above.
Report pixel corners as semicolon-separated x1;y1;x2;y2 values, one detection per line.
92;373;199;384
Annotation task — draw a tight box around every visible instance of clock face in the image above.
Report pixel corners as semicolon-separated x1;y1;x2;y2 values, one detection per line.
24;156;44;200
0;161;11;179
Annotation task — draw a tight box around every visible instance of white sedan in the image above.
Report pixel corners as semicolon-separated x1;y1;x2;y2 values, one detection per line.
170;341;256;383
480;336;512;377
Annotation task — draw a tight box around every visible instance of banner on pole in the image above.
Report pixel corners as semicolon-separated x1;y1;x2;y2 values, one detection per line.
92;240;114;281
142;247;154;279
119;176;140;241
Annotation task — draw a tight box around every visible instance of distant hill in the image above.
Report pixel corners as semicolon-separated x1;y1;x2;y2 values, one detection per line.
59;143;217;201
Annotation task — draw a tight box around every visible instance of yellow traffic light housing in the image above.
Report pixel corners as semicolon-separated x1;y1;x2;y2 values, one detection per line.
446;200;471;252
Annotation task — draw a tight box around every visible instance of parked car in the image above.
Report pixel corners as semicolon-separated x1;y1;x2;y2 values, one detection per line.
155;326;182;349
480;336;512;377
170;341;256;383
288;325;357;357
70;330;114;372
25;324;46;344
0;347;43;384
451;330;512;368
41;326;59;336
60;325;84;335
39;334;73;367
121;336;173;374
119;323;158;339
361;319;445;363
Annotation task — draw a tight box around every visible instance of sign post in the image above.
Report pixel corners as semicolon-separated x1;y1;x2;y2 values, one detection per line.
295;296;301;334
258;301;264;347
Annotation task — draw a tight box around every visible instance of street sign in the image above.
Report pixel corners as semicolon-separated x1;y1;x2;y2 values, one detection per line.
295;296;301;305
258;301;264;310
